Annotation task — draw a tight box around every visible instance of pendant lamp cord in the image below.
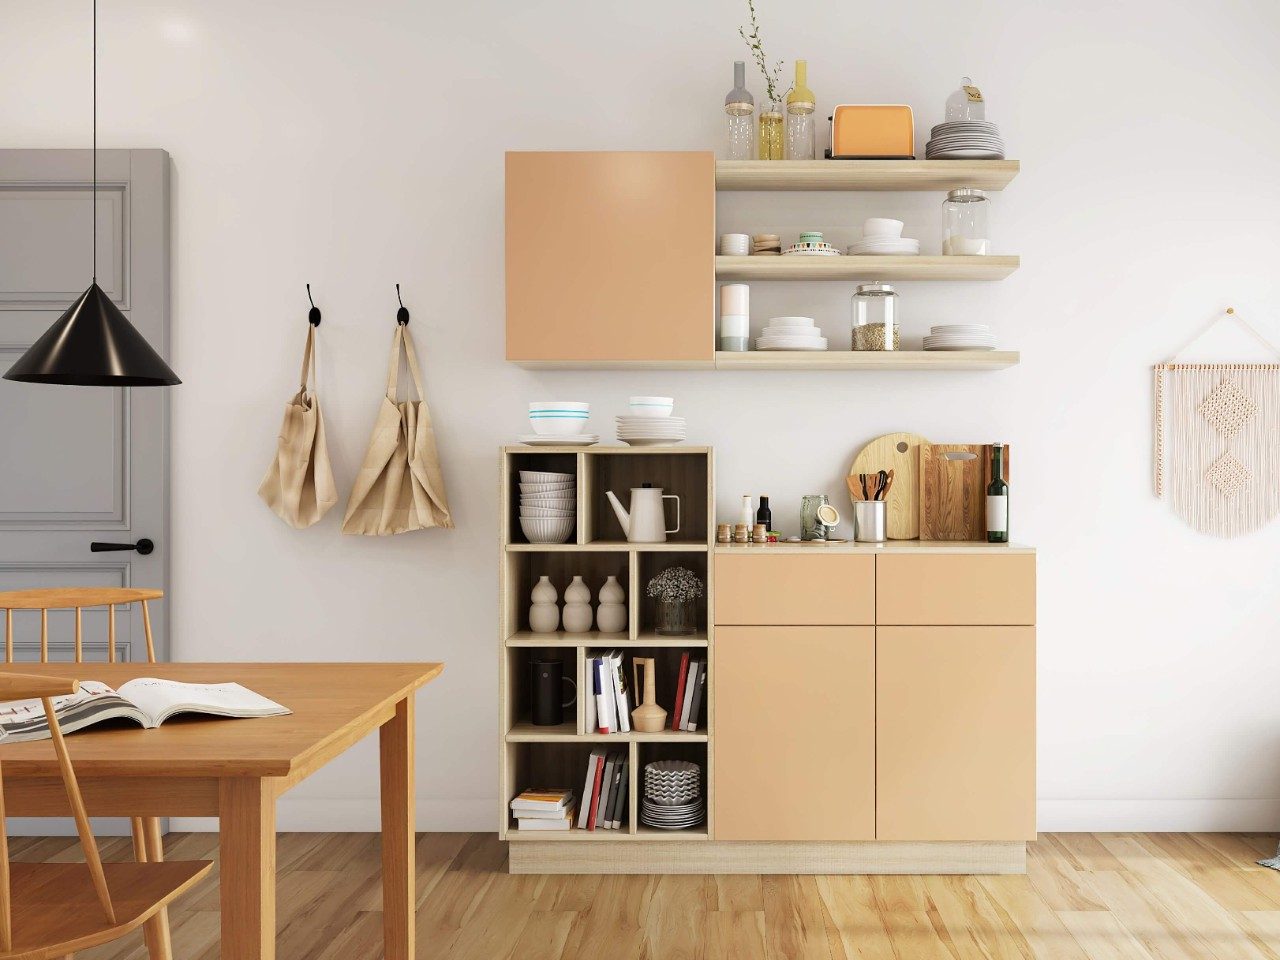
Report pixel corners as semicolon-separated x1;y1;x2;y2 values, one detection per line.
92;0;97;283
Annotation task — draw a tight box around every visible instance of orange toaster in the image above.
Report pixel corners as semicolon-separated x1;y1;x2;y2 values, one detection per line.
828;104;915;159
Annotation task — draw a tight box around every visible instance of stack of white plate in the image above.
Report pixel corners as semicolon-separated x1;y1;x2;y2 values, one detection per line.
517;470;575;542
616;415;687;446
925;121;1005;159
755;316;827;352
923;323;997;351
640;760;704;830
847;237;920;256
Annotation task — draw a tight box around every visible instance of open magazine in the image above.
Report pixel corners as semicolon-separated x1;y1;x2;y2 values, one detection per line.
0;678;292;742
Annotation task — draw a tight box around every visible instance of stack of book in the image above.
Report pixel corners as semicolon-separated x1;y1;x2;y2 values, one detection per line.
585;650;632;734
577;748;629;831
509;788;576;831
670;654;707;732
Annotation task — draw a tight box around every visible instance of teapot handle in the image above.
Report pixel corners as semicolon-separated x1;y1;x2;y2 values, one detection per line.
663;495;681;535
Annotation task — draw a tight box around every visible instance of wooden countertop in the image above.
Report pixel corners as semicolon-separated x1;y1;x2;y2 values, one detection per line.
715;541;1035;555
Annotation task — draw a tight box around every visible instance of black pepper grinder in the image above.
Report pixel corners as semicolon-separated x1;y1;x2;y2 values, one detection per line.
756;495;772;531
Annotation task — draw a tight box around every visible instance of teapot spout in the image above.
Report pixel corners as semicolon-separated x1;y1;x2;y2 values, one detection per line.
605;490;630;534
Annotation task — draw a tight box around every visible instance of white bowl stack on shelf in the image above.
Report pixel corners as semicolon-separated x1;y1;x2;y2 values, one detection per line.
755;316;827;352
520;401;598;446
846;217;920;257
923;323;997;351
925;120;1005;159
640;760;704;830
617;395;686;446
517;469;576;543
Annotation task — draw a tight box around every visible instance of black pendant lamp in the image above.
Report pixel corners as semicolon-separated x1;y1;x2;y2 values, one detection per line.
4;1;180;387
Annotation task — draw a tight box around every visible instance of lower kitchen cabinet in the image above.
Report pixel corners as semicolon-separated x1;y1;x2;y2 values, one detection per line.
714;626;875;841
876;626;1036;841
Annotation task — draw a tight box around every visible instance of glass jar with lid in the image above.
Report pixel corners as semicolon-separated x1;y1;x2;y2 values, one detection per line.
942;188;990;255
945;76;986;122
724;61;755;160
851;282;900;351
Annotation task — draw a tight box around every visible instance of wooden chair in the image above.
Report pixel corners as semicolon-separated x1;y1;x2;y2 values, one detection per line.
0;589;175;960
0;672;211;959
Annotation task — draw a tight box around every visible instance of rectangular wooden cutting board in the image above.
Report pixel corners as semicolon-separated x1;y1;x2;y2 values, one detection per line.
918;444;1012;541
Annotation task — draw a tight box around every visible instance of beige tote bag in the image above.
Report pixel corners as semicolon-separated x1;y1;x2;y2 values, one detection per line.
342;325;453;535
258;325;338;529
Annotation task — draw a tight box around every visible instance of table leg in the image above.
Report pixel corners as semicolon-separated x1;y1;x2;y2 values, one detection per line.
380;696;415;960
132;817;173;960
219;778;276;960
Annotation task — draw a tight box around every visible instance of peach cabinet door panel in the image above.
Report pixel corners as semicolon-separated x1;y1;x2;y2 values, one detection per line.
505;151;714;363
876;626;1036;841
714;555;875;625
875;554;1035;625
715;627;875;841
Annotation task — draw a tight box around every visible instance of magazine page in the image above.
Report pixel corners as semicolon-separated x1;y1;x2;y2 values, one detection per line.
116;678;291;726
0;682;145;742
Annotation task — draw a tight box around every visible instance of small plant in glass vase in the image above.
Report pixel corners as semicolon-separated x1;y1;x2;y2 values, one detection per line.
647;566;704;636
739;0;785;160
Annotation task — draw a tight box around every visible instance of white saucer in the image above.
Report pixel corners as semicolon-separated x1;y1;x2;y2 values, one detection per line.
517;434;600;446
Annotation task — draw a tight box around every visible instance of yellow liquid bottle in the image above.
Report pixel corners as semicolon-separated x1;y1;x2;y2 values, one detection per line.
785;60;816;160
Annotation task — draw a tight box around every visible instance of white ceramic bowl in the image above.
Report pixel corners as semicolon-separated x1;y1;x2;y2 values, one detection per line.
518;470;573;484
520;517;575;544
629;396;674;418
519;497;576;510
528;414;589;437
519;480;576;494
520;506;576;519
529;401;589;411
863;218;905;239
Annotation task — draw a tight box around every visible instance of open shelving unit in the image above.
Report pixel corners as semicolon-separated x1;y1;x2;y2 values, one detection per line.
715;158;1020;191
715;350;1019;371
499;445;715;847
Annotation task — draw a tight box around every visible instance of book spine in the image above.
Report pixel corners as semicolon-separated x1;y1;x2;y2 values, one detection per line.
686;661;707;731
671;653;690;730
594;658;613;733
597;754;617;830
610;756;629;829
586;753;606;830
611;652;632;734
577;749;599;829
584;656;596;734
680;661;699;732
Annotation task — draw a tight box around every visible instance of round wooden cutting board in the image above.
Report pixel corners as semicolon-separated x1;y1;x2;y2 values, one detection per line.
849;432;930;540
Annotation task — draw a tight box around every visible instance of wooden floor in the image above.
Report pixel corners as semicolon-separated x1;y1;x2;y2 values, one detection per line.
11;831;1279;960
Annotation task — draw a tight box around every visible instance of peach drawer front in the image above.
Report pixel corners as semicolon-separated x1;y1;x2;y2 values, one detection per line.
714;555;874;625
875;554;1035;625
715;627;875;841
876;626;1036;841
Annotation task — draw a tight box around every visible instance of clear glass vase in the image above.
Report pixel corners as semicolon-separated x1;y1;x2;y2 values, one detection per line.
656;597;697;636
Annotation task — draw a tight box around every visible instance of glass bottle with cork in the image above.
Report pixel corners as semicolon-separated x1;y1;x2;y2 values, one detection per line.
784;60;816;160
986;443;1009;542
724;61;755;160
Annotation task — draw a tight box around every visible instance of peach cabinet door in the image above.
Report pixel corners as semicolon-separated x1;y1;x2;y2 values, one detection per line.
876;626;1036;841
715;627;875;841
875;554;1036;625
505;151;715;363
714;555;875;625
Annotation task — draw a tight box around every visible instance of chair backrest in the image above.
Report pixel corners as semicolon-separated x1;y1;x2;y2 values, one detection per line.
0;588;163;664
0;672;116;951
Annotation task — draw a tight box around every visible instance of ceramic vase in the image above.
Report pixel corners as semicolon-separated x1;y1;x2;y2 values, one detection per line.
562;575;593;633
630;657;668;732
596;575;627;634
528;575;559;634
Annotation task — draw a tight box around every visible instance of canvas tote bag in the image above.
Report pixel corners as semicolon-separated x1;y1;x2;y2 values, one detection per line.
257;325;338;528
342;325;453;535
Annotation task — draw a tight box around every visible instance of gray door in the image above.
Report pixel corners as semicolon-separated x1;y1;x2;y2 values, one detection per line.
0;149;171;664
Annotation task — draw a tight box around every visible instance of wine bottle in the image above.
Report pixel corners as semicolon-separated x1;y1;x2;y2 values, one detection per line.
755;496;772;530
986;443;1009;543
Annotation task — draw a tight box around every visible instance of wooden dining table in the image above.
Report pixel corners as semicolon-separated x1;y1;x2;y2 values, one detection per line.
0;661;443;960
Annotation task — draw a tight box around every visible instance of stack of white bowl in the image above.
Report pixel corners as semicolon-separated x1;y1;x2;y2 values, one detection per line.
518;470;575;543
846;218;920;256
519;401;598;446
923;323;997;351
718;233;750;256
755;316;827;351
616;395;686;445
640;760;704;830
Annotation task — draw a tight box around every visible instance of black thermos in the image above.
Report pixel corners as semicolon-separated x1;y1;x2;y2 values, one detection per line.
531;658;575;726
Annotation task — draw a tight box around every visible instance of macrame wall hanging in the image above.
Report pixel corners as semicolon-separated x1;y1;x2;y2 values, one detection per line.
1153;308;1280;537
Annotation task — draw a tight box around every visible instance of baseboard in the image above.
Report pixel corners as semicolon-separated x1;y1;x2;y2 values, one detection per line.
171;796;494;833
1037;798;1280;832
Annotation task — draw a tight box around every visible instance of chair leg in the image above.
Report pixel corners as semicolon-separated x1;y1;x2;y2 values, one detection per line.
132;817;174;960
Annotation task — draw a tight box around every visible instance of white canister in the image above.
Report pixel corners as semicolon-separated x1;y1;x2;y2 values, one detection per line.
719;233;751;256
720;314;750;352
720;283;749;316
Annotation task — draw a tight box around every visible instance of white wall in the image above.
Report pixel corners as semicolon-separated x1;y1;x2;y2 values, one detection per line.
4;0;1280;832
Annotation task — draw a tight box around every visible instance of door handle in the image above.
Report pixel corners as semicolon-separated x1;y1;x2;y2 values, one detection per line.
90;538;154;555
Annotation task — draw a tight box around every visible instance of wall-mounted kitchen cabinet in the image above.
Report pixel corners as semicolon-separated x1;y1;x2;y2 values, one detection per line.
506;151;715;368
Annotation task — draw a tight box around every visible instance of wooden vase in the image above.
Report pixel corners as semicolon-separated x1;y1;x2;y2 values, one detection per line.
631;657;668;732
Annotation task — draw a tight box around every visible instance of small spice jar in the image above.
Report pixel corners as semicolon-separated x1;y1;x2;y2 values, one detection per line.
752;523;768;543
852;282;900;351
733;523;750;543
716;523;732;543
942;188;990;256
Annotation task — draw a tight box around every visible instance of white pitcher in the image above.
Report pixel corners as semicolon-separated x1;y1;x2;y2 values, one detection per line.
605;484;680;543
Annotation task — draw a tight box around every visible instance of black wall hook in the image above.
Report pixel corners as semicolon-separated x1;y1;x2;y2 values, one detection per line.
306;284;321;327
395;283;409;326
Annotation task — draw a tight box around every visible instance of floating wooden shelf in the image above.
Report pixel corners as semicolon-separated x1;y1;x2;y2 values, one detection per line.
505;542;708;553
506;722;708;743
505;630;709;648
715;255;1019;282
715;350;1019;371
715;159;1019;192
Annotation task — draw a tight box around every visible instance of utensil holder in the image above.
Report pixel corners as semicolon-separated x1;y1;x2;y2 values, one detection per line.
853;500;887;542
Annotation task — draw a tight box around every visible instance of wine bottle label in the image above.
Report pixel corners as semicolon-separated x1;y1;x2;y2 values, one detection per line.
986;495;1008;533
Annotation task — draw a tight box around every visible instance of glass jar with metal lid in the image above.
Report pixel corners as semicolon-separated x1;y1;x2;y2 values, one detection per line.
851;282;900;351
942;187;990;255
